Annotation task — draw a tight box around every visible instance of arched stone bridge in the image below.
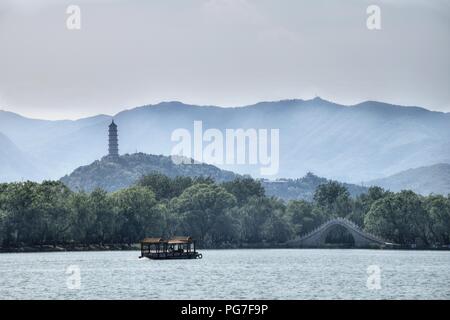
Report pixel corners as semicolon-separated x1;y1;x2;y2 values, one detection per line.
287;217;392;248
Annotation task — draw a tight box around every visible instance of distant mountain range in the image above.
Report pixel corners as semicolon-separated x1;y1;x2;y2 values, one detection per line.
367;163;450;196
1;98;450;186
60;152;368;201
0;132;42;181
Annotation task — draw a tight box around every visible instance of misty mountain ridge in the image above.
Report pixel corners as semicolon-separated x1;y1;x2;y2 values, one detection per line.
0;131;42;181
367;163;450;196
1;98;449;185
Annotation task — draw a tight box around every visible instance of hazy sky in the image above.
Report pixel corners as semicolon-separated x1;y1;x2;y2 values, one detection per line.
0;0;449;120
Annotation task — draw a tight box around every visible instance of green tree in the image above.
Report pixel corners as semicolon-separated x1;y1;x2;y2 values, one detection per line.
172;183;237;247
364;191;429;245
262;209;293;243
0;209;7;245
0;181;43;245
192;176;215;185
350;187;391;226
89;189;116;244
239;196;290;243
425;195;450;244
171;176;194;198
113;186;162;244
222;177;265;205
286;200;321;236
138;173;195;201
34;181;73;245
70;191;95;244
158;203;181;238
313;181;352;218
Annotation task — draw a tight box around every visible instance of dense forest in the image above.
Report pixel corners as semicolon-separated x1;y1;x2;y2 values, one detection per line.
0;174;449;250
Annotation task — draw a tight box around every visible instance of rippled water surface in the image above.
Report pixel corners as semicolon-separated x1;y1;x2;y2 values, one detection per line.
1;249;449;299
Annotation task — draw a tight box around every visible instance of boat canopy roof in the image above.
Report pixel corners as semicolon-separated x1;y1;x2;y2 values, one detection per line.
141;237;166;244
168;236;193;244
141;236;193;244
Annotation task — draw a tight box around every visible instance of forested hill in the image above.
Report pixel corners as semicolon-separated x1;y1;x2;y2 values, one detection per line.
60;153;238;192
60;153;368;200
262;173;368;201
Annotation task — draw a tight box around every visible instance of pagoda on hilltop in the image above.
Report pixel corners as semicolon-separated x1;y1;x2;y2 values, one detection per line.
108;120;119;159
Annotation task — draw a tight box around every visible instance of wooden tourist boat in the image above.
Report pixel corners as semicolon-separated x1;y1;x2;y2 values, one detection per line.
139;236;202;260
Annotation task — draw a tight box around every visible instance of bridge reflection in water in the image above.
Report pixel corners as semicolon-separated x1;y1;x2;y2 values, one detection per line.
287;217;394;248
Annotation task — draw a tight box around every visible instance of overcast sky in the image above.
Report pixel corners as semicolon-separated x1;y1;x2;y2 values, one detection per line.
0;0;449;120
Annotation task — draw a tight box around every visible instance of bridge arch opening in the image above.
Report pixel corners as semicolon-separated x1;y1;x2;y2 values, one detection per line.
324;224;355;247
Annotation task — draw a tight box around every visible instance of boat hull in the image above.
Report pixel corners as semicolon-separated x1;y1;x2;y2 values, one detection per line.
140;252;202;260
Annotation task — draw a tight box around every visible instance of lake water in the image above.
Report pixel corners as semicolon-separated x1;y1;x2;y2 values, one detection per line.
0;249;449;299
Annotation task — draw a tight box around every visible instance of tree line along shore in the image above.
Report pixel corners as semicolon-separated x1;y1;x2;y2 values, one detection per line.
0;174;449;252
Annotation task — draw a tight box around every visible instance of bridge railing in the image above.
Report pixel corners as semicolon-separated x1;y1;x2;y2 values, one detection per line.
297;217;387;244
